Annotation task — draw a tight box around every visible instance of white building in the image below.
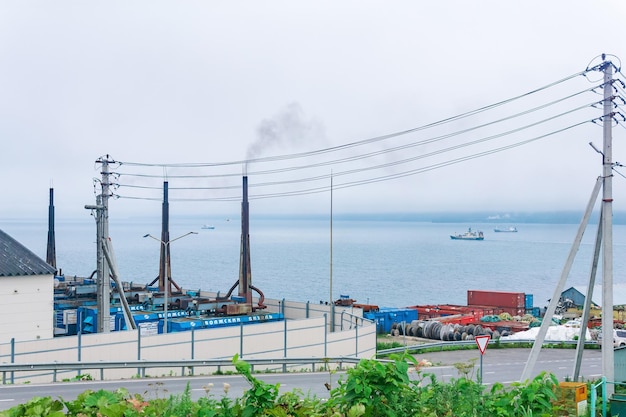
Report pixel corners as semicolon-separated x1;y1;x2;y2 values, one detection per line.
0;229;56;341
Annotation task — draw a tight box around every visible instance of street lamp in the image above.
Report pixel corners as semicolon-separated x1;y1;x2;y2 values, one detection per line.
143;231;198;333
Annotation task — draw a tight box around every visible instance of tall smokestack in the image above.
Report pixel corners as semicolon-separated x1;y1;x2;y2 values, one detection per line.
238;176;252;303
159;181;170;292
46;188;56;269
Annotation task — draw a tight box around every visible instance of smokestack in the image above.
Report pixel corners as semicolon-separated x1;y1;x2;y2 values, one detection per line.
46;188;56;269
159;181;170;292
238;176;252;303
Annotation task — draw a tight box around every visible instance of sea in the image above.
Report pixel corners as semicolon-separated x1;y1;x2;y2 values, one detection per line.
2;214;626;311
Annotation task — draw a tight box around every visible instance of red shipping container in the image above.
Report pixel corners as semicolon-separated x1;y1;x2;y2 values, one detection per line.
467;290;526;309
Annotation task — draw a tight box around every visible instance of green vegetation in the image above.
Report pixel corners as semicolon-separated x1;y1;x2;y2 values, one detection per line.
0;352;584;417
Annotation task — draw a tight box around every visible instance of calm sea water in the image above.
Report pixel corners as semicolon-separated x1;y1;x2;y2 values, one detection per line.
2;215;626;310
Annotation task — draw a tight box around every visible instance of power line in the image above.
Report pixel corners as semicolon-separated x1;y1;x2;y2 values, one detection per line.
115;85;600;181
117;69;589;170
110;66;607;204
115;118;593;202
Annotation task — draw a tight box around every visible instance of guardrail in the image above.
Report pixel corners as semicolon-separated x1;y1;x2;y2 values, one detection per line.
1;339;601;385
0;356;364;384
377;338;600;355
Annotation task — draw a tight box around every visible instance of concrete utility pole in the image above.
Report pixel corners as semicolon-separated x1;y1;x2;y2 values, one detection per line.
520;57;616;386
601;58;615;391
85;155;114;333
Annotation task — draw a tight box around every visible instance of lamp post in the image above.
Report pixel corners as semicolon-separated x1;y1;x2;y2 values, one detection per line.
143;231;197;333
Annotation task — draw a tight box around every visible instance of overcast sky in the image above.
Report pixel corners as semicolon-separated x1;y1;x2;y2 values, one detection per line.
2;1;626;220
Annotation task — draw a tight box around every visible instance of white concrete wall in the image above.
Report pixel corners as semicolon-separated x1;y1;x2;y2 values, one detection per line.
0;275;53;342
0;317;376;383
0;298;376;383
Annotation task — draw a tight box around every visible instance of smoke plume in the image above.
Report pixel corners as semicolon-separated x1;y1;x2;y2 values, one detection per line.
246;102;326;161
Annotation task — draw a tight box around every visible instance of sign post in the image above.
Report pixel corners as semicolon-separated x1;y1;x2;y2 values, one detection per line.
475;334;491;384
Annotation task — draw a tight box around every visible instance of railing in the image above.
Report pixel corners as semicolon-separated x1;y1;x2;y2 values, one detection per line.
590;378;626;417
340;311;374;331
0;356;363;385
590;377;608;417
377;338;600;356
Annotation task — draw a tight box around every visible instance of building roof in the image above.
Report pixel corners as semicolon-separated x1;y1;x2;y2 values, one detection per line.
0;229;56;277
571;284;626;307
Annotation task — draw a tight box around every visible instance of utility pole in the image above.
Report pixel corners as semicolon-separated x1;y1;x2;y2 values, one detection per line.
85;155;114;333
520;56;616;386
330;171;334;332
601;57;615;391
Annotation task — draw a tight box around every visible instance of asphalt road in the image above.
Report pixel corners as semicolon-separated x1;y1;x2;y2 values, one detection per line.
0;348;602;411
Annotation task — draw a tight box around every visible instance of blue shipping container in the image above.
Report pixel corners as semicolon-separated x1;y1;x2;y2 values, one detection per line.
525;294;533;310
364;308;417;334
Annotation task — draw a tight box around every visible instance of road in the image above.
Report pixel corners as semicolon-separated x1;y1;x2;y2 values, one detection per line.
0;348;602;410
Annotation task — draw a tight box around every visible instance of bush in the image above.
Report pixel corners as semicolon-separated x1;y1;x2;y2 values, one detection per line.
0;354;566;417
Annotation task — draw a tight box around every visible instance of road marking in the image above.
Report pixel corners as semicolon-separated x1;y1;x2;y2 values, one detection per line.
0;399;15;402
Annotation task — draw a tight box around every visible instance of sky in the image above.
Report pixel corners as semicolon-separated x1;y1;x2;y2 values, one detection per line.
2;1;626;220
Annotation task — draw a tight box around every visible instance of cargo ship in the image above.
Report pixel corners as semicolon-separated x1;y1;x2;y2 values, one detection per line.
494;226;518;232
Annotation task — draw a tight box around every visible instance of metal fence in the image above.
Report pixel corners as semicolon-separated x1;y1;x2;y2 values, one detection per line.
0;315;377;384
0;356;365;384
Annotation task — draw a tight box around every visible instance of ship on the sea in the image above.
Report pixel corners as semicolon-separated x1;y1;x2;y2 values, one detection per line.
494;226;518;233
450;228;484;241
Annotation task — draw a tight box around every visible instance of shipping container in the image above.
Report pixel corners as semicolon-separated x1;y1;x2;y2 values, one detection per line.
467;290;526;309
164;317;206;333
526;307;541;317
116;311;160;331
364;308;417;334
525;294;534;310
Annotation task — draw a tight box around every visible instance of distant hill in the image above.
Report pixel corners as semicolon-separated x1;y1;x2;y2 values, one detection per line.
263;211;626;224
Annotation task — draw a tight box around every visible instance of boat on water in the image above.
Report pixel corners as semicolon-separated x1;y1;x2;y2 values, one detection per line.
201;225;215;230
494;226;517;233
450;228;484;241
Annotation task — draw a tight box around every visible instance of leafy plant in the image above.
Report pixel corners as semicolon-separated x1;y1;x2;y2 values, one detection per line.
0;354;581;417
328;351;421;416
0;396;65;417
63;388;129;417
233;353;280;417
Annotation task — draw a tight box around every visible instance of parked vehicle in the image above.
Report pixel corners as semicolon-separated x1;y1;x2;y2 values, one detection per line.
600;329;626;348
614;329;626;348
